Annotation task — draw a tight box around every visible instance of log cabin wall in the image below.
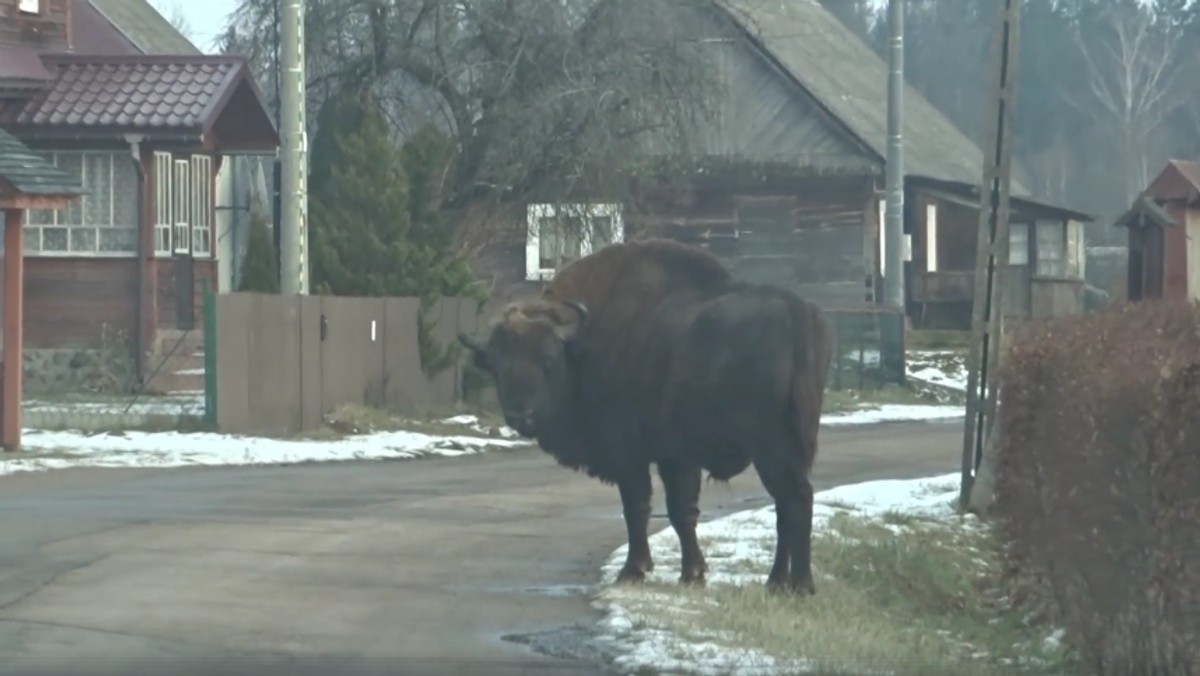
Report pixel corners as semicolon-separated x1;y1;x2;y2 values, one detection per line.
632;175;877;309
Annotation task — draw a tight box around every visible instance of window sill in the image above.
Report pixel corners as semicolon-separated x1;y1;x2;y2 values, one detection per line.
525;269;557;282
19;251;138;259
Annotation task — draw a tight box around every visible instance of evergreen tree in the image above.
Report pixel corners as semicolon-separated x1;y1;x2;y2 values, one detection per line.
237;210;280;293
308;90;483;376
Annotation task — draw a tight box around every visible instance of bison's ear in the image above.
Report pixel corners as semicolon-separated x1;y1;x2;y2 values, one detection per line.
458;332;490;370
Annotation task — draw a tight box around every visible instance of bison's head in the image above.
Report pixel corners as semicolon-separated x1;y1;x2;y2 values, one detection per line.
458;299;588;438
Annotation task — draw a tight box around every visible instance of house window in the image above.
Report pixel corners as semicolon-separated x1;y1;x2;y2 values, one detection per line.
22;152;138;256
190;155;213;257
151;151;214;257
1066;220;1085;279
925;203;939;272
18;0;40;14
154;152;173;255
1036;221;1066;277
1008;223;1029;265
172;159;192;254
525;203;623;281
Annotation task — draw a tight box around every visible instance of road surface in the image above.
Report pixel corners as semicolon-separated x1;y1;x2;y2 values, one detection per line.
0;420;962;676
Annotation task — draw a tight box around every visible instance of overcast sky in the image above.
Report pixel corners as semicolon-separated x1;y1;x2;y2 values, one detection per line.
149;0;236;53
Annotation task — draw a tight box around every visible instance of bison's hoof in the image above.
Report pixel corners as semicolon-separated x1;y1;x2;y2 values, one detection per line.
679;572;707;587
766;577;816;597
616;566;648;584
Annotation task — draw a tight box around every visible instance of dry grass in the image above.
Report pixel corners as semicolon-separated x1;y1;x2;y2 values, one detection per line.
906;329;973;351
610;513;1076;676
301;403;513;441
822;382;957;413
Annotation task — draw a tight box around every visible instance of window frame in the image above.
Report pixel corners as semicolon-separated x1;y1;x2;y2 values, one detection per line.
525;202;624;281
17;150;138;258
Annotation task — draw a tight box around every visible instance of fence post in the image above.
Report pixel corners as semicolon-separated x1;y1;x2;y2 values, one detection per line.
203;285;217;429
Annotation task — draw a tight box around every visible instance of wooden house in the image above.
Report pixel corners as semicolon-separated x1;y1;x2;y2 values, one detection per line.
1114;159;1200;302
0;0;278;393
470;0;1092;332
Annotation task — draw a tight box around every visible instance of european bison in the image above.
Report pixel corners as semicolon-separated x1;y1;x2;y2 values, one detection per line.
458;238;834;594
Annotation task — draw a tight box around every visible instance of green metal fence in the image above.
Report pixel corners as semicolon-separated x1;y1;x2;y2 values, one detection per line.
825;307;907;391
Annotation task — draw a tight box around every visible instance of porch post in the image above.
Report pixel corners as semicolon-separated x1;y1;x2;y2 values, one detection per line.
2;208;24;451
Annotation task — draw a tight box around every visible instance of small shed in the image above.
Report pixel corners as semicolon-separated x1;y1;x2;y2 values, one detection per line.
1114;160;1200;302
0;126;86;450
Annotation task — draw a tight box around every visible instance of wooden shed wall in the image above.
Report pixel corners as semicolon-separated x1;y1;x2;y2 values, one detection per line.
0;257;138;349
634;176;876;308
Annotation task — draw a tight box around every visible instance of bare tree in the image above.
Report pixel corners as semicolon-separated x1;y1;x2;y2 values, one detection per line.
1066;1;1189;205
224;0;718;244
150;0;195;42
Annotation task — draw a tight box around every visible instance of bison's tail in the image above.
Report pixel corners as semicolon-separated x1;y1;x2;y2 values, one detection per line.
784;295;834;471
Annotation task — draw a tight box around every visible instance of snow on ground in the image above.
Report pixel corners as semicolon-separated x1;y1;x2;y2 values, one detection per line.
821;403;963;425
3;386;962;480
442;414;521;439
593;473;969;675
906;350;968;392
0;415;525;477
24;393;206;416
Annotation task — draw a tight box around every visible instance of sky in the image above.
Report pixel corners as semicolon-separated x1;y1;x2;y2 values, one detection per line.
149;0;238;54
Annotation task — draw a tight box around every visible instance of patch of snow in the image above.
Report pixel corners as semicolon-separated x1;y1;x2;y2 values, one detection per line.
842;349;881;366
593;473;989;675
821;403;963;425
0;428;527;477
906;350;968;392
174;368;206;376
441;414;520;439
1042;628;1065;652
24;395;206;416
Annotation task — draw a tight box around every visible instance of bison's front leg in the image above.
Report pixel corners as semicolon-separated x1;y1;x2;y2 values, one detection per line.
658;460;707;586
615;466;654;584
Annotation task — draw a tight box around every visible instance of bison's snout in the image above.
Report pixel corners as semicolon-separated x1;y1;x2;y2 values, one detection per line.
503;407;538;438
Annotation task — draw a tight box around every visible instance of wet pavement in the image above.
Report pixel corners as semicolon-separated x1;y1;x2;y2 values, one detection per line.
0;420;961;675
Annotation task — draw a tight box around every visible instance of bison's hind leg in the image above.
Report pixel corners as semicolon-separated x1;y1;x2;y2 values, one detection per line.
657;459;707;586
750;444;816;597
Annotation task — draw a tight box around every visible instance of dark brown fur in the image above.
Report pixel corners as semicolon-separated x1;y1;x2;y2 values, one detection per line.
460;238;834;594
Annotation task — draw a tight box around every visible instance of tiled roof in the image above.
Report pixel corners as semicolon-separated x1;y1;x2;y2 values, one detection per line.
0;127;87;196
5;55;246;132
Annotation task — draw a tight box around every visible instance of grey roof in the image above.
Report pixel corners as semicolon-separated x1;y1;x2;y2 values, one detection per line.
0;127;87;197
715;0;1032;197
87;0;202;56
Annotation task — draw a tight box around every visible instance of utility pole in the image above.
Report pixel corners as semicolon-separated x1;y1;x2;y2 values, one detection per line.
271;0;282;273
279;0;309;295
883;0;906;382
960;0;1022;510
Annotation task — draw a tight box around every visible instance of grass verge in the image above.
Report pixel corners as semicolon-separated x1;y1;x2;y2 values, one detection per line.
601;509;1075;676
822;382;962;414
299;403;515;441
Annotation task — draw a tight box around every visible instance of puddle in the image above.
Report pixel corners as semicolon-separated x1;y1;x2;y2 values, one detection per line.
517;584;592;598
502;624;624;672
478;583;594;598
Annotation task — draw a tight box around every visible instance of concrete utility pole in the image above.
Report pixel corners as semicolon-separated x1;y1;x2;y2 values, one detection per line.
884;0;905;312
279;0;309;295
960;0;1022;510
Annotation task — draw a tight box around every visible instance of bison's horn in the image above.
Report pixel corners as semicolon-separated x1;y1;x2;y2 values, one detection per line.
561;300;589;327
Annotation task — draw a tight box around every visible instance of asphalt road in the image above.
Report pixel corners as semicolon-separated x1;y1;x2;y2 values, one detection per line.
0;420;962;676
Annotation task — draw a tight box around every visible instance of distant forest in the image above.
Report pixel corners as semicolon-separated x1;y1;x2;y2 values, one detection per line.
822;0;1200;247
